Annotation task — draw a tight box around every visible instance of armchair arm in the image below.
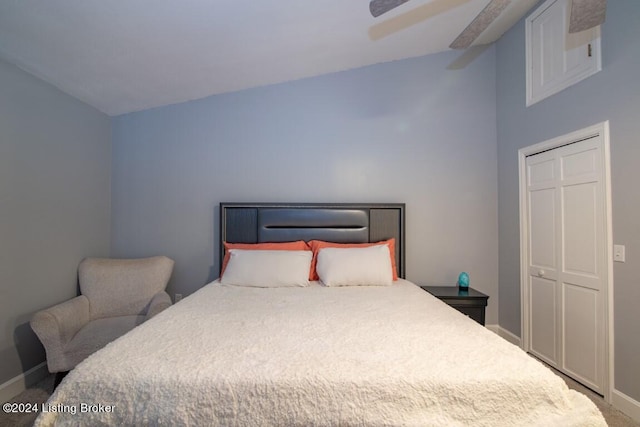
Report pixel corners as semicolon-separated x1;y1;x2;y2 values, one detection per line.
30;295;90;372
145;291;172;320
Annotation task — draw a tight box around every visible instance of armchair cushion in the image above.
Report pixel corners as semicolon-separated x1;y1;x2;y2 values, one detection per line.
63;316;145;371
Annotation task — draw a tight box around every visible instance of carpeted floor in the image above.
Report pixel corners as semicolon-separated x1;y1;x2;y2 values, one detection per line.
554;369;640;427
1;374;53;427
1;371;638;426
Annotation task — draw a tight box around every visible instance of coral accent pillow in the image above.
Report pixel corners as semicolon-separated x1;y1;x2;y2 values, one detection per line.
308;238;398;281
221;241;310;276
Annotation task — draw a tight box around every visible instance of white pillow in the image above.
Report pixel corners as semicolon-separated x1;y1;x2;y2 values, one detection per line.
316;244;393;287
220;249;312;287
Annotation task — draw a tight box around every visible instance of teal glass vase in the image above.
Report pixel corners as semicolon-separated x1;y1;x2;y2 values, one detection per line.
458;272;469;290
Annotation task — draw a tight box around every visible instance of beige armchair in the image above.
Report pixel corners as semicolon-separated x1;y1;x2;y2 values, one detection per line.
31;256;174;383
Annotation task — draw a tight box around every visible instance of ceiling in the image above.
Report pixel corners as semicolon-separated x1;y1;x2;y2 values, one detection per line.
0;0;537;116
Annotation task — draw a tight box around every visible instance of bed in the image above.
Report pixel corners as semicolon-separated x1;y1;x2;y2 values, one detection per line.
34;203;606;426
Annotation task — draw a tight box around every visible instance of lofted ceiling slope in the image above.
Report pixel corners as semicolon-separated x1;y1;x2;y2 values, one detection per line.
0;0;537;116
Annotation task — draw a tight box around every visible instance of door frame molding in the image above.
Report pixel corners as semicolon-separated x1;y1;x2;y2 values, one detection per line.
518;120;613;402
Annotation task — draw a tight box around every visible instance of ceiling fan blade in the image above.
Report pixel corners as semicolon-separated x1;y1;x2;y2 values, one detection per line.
449;0;511;49
369;0;411;18
568;0;606;33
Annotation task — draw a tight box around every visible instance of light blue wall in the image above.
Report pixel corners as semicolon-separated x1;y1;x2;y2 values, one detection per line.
0;58;111;385
496;0;640;401
112;49;500;322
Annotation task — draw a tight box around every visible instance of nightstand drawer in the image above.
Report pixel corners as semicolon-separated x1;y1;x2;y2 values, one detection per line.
450;306;485;325
419;286;489;326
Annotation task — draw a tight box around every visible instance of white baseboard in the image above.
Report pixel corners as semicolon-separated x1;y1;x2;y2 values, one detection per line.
486;324;522;347
0;362;49;404
612;389;640;423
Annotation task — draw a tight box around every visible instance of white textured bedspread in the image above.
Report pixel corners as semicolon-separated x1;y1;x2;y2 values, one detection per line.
35;280;606;426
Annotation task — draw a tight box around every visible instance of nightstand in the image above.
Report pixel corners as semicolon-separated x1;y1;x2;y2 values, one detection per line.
420;286;489;326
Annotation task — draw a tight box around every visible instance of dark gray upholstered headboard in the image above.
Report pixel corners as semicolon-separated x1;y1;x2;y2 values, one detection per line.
220;203;406;278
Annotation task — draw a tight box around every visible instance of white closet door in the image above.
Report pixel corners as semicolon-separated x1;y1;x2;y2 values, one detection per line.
526;135;605;393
